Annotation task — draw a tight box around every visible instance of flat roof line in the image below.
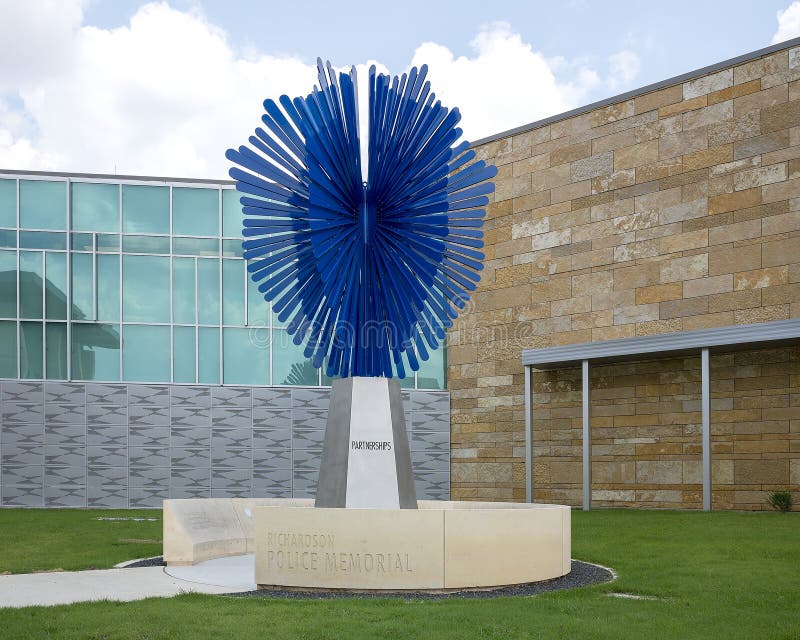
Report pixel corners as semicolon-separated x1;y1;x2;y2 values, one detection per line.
470;36;800;148
0;168;234;185
521;319;800;368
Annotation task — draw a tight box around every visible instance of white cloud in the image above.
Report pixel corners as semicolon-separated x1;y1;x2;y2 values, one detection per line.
1;1;319;177
0;5;641;178
412;23;640;142
411;23;573;142
0;0;85;91
773;1;800;44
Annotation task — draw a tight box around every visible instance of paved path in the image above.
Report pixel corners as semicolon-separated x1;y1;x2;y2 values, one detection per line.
0;566;234;608
164;554;256;592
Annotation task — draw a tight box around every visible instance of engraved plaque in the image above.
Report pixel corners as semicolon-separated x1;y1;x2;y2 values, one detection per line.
255;506;444;589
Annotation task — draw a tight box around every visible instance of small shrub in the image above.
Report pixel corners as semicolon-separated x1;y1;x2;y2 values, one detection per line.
768;490;793;512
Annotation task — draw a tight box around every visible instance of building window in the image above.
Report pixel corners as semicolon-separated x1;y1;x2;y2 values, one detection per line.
123;324;170;382
122;184;169;234
71;323;120;380
71;252;93;321
272;330;317;386
172;257;195;324
417;347;446;390
223;326;268;385
45;251;67;320
198;326;220;384
173;237;218;256
173;325;195;383
173;187;218;237
122;255;169;323
20;321;43;378
222;189;243;238
71;182;119;233
122;235;169;254
97;254;119;322
0;175;447;389
0;178;16;228
19;231;66;250
0;250;16;318
45;322;68;379
0;320;16;377
19;250;44;319
247;275;268;326
222;258;245;326
20;180;66;231
196;258;219;325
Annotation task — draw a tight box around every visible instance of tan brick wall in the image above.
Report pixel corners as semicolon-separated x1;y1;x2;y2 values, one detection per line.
712;347;800;510
525;346;799;510
451;43;800;509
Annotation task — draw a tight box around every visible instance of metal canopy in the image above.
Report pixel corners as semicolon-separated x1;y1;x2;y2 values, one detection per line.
521;318;800;512
522;318;800;369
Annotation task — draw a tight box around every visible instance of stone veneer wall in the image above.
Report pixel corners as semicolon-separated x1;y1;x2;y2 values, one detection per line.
527;346;798;510
0;382;450;508
450;41;800;509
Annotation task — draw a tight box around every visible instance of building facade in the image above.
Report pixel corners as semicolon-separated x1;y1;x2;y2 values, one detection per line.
452;38;800;510
0;172;450;507
3;39;800;512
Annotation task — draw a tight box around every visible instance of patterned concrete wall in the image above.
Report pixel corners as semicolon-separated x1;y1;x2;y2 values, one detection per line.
450;40;800;507
0;382;450;507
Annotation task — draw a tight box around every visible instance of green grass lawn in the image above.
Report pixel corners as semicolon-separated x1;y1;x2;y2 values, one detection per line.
1;509;799;639
0;509;162;573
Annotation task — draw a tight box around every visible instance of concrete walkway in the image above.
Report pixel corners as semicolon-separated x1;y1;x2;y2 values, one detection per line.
164;554;256;592
0;565;235;608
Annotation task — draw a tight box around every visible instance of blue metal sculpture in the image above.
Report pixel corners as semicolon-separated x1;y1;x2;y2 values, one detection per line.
226;60;497;379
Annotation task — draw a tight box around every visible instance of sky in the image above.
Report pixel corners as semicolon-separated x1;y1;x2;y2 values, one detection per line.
1;0;800;179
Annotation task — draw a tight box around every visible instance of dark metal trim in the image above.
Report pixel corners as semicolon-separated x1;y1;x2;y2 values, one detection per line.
471;37;800;148
522;319;800;368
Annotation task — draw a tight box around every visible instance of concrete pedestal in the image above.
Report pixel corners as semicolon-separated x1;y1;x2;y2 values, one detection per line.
315;377;417;509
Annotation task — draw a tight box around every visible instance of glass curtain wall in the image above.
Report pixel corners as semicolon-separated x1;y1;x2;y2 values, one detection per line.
0;174;446;389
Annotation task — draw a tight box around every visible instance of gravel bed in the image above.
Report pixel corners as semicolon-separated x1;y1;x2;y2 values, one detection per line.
224;560;613;600
122;556;166;568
